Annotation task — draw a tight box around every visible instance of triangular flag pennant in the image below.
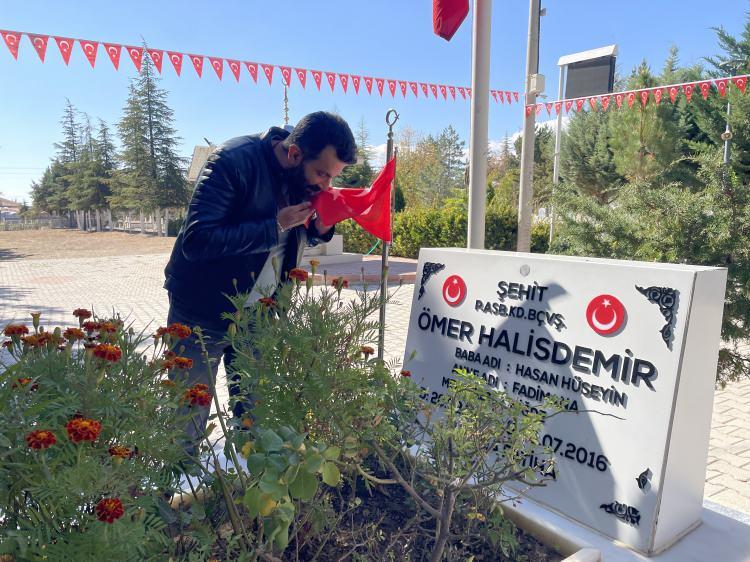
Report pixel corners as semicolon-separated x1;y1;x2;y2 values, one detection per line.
554;101;562;114
653;88;663;104
364;76;374;94
325;71;336;92
209;57;224;80
375;78;385;96
79;40;98;68
227;59;241;82
167;51;183;76
505;91;512;103
28;34;49;63
669;86;679;103
565;99;573;112
280;66;292;86
420;83;429;97
260;63;274;85
545;102;553;115
387;79;397;97
627;92;636;108
189;54;204;77
491;90;498;102
430;84;438;99
466;87;472;97
615;93;624;108
439;84;447;99
588;96;598;110
513;91;519;102
311;70;323;90
294;68;307;88
400;80;409;97
125;45;143;72
682;83;694;102
55;37;75;65
698;81;711;100
410;81;419;97
448;85;456;100
351;75;361;94
339;73;349;93
715;78;728;97
601;95;611;111
312;158;396;242
575;98;585;112
147;49;164;73
525;105;534;117
245;61;258;82
458;87;466;100
640;90;649;107
732;75;747;94
1;30;21;59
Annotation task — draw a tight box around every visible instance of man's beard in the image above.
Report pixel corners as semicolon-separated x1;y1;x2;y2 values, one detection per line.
283;162;320;200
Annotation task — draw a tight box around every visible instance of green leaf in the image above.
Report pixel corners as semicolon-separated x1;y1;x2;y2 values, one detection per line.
321;462;341;486
267;453;288;473
284;463;300;485
260;429;284;452
246;453;266;475
243;487;263;519
288;469;318;500
259;473;288;501
322;446;340;460
303;452;324;473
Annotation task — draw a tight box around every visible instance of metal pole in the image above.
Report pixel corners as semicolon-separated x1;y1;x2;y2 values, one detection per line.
549;63;565;245
378;109;399;362
723;100;732;165
516;0;542;252
467;0;492;249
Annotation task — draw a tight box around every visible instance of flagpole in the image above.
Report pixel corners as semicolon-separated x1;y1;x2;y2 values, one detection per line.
378;109;399;362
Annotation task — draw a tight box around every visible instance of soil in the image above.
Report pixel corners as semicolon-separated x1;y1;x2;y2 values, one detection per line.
0;229;175;261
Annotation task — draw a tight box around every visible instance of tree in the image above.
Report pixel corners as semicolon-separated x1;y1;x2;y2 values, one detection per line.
54;99;79;164
334;117;374;188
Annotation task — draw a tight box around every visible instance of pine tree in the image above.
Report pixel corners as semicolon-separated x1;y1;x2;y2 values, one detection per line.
334;117;374;187
54;99;79;164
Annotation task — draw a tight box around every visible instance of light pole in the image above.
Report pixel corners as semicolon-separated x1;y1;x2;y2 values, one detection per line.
718;60;744;168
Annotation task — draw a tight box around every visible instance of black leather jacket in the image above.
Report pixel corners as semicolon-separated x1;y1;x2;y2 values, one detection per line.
164;127;334;330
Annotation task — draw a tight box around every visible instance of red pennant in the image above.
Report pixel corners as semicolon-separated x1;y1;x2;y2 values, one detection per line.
168;51;183;76
280;66;292;86
652;88;663;104
351;75;361;94
588;96;598;110
682;83;694;102
399;80;408;97
545;102;553;115
458;87;466;100
376;78;385;96
364;76;374;94
698;81;711;100
536;104;543;115
420;83;429;97
448;85;456;100
245;61;258;83
147;49;164;73
28;34;49;63
209;57;223;80
227;59;241;82
387;79;397;97
554;101;562;114
491;90;498;102
410;81;419;97
78;40;98;68
433;0;470;42
430;84;438;99
294;68;307;88
339;73;349;93
627;92;636;108
505;91;512;103
1;30;21;59
55;37;75;65
525;105;533;117
600;95;610;111
325;71;336;92
565;99;573;112
467;87;472;97
732;75;747;94
513;92;519;103
615;93;624;108
311;70;323;90
189;54;204;77
260;63;274;85
575;98;585;112
639;90;649;107
668;86;679;103
715;78;728;97
124;45;143;72
439;84;448;99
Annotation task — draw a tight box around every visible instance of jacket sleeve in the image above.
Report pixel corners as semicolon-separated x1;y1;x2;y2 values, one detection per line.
306;220;335;247
181;151;278;261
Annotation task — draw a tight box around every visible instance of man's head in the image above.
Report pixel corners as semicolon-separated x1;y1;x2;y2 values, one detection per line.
281;112;356;196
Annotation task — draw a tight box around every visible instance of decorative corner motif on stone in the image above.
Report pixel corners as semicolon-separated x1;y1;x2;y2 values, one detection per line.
636;468;652;491
635;285;679;349
418;262;445;300
600;501;641;526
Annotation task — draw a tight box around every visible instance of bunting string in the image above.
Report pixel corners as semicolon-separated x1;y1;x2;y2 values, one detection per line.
0;28;520;104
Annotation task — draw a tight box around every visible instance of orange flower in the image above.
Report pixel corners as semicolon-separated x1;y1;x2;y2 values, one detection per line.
73;308;92;320
21;335;43;348
2;340;12;348
95;497;125;523
400;370;412;377
66;418;102;443
108;445;134;459
154;326;169;339
172;356;193;369
361;345;375;357
92;343;122;362
13;377;39;390
167;323;192;339
309;259;320;268
3;324;29;337
98;322;119;334
26;430;57;449
82;321;101;333
63;327;85;341
288;268;309;282
331;277;349;289
184;383;212;407
258;297;276;308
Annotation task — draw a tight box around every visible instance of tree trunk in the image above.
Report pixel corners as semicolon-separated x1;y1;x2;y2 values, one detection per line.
107;209;113;231
164;208;170;236
126;213;131;233
95;209;101;232
140;210;146;235
155;209;162;237
75;210;82;231
429;488;456;562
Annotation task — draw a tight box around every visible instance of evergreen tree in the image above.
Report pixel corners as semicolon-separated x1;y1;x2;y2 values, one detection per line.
335;117;374;187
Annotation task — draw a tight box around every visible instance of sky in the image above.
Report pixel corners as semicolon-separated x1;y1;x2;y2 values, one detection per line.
0;1;747;202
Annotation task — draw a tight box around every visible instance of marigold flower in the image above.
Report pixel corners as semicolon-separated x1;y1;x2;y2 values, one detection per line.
288;268;309;282
361;345;375;357
3;324;29;337
172;356;193;369
167;323;192;339
98;322;119;334
258;297;276;308
400;370;412;377
108;445;134;459
95;497;125;523
92;343;122;362
332;277;349;289
184;383;212;407
13;377;39;390
82;321;101;333
21;335;43;348
66;417;103;443
154;326;169;339
73;308;92;320
2;340;12;348
309;259;320;268
26;430;57;449
63;327;85;341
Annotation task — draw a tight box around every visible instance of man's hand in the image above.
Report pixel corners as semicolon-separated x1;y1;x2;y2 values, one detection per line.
277;202;314;231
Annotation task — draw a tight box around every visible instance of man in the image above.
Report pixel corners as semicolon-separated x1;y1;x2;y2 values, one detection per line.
164;111;356;450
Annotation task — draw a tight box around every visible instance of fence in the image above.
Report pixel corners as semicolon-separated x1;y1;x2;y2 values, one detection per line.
0;217;67;231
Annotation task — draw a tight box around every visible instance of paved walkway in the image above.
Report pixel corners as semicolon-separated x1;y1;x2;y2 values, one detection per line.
1;252;748;516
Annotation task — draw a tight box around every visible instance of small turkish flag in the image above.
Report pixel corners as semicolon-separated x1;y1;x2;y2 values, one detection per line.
189;54;204;78
364;76;374;94
280;66;292;86
376;78;385;96
554;101;562;114
588;97;598;110
732;76;747;94
312;70;323;90
420;83;429;97
148;49;164;73
627;92;636;108
653;88;663;104
387;79;397;97
209;57;224;80
410;81;419;97
351;75;361;93
55;37;75;65
245;61;259;82
699;81;711;100
640;90;649;107
340;73;349;93
715;78;728;97
525;105;533;117
1;30;21;59
575;98;585;112
400;80;409;97
669;86;679;103
439;84;447;99
168;52;183;76
28;34;49;63
228;59;242;82
294;68;307;88
565;100;573;112
505;91;512;103
125;45;143;72
260;63;274;85
600;96;610;111
615;93;624;108
326;71;336;92
683;83;694;102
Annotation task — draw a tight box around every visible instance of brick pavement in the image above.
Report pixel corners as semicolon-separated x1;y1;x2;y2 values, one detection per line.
1;252;749;517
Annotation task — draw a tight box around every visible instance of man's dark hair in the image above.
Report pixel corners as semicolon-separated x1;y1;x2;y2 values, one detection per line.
283;111;357;164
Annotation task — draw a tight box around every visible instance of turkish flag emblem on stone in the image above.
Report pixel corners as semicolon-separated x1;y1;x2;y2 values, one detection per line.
586;294;627;336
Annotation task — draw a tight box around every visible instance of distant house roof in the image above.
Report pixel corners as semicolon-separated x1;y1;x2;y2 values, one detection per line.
187;145;215;184
0;197;21;211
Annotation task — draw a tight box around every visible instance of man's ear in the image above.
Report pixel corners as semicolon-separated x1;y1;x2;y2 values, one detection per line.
287;144;303;165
